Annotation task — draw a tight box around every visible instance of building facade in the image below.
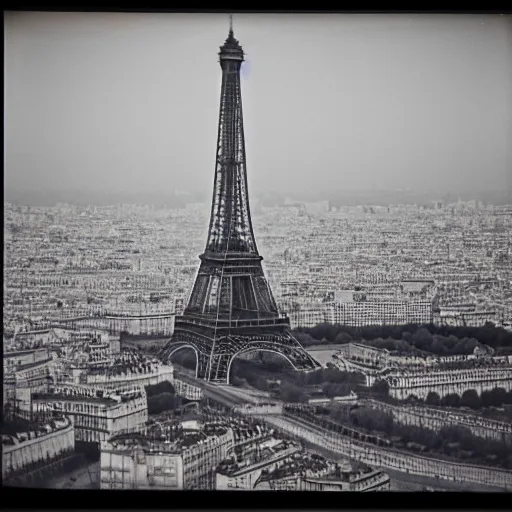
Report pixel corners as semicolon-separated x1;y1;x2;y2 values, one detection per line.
100;422;234;489
384;366;512;400
216;439;301;490
174;378;204;401
328;300;433;327
2;417;75;481
31;385;148;446
82;361;174;393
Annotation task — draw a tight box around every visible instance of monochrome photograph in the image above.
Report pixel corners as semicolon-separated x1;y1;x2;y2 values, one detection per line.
3;11;512;493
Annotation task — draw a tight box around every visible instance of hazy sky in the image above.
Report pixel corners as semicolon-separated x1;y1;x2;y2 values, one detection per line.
5;12;512;201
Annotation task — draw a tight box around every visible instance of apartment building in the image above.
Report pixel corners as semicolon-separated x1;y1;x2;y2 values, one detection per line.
100;421;234;489
31;385;148;446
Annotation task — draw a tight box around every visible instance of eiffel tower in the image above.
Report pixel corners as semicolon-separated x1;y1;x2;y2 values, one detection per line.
161;18;320;383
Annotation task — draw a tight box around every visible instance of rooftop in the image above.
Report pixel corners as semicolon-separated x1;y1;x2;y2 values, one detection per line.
106;421;230;454
33;387;144;406
217;439;300;476
33;392;118;405
15;357;54;372
256;452;343;484
2;415;71;445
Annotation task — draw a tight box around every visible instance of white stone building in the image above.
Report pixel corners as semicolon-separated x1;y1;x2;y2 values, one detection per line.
2;417;75;481
100;422;234;489
31;384;148;446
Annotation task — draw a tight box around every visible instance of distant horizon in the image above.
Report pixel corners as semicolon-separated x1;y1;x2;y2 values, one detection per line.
5;12;512;203
4;186;512;208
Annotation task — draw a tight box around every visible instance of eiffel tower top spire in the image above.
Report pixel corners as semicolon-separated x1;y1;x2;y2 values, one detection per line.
219;15;244;61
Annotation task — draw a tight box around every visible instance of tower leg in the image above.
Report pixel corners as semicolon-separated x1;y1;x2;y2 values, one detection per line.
160;338;211;381
196;352;210;380
207;353;232;383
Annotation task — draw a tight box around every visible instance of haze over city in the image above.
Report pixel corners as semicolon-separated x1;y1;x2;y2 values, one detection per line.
4;11;512;206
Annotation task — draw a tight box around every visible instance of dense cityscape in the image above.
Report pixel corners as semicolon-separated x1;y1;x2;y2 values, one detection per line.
4;13;512;496
3;197;512;492
4;199;512;333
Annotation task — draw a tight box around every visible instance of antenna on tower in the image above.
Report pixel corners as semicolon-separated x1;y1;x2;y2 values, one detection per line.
229;14;233;35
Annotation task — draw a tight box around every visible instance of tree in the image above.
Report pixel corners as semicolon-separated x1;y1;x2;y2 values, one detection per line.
254;376;270;392
309;323;332;341
401;331;413;343
371;379;389;397
351;407;394;435
279;382;306;403
411;327;433;350
323;382;351;398
294;332;316;347
425;392;441;406
431;338;448;355
489;388;508;406
172;349;197;371
464;338;480;354
147;393;180;415
335;332;353;344
461;389;481;410
322;368;365;387
379;338;399;351
325;324;341;342
439;425;476;452
481;390;493;408
441;393;461;408
452;337;479;355
231;375;245;387
445;335;460;352
394;338;414;353
145;381;175;397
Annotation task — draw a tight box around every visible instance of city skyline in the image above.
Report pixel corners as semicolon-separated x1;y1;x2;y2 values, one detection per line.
5;12;512;206
3;13;512;494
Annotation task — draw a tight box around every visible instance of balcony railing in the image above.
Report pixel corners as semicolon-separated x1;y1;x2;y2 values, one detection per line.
175;314;290;331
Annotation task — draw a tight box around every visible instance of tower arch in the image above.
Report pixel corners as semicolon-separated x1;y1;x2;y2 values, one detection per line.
226;347;297;385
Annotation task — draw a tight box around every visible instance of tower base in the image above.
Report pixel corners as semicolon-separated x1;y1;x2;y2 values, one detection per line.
161;324;320;383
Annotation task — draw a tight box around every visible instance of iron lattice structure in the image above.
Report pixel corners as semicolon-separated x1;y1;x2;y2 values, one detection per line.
161;24;320;382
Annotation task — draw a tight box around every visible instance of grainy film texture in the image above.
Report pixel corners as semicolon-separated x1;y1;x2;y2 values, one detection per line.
3;12;512;492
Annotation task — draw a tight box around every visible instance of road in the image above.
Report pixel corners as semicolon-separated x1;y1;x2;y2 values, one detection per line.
255;412;505;492
175;369;271;406
177;371;508;492
43;461;99;489
305;346;343;367
385;467;503;493
215;384;273;403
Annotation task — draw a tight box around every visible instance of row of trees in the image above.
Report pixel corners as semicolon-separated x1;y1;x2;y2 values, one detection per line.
230;358;365;403
425;388;512;409
346;406;512;469
230;358;281;394
365;329;486;356
147;392;182;415
295;322;512;353
364;380;512;412
145;381;176;398
145;381;180;415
